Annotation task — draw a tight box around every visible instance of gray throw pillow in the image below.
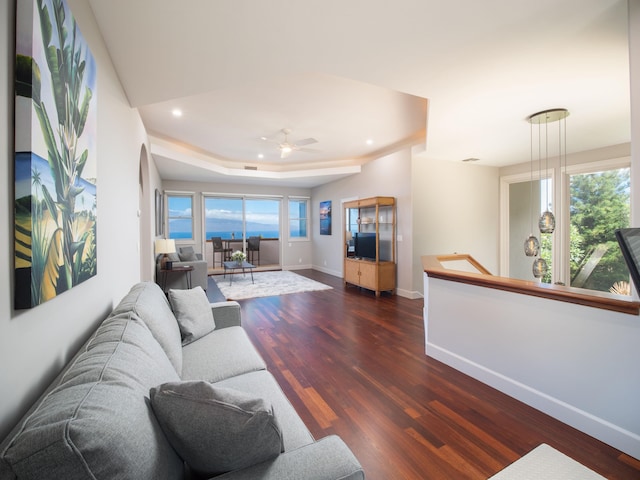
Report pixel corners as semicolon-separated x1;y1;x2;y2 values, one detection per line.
178;246;197;261
168;287;216;345
150;381;283;476
167;252;181;262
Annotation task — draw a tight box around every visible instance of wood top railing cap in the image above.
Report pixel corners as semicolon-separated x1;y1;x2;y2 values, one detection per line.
422;253;640;316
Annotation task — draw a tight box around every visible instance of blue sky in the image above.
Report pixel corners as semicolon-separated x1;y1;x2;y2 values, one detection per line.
168;196;281;233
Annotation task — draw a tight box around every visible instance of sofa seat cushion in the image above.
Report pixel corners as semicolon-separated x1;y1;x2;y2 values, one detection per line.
151;381;283;476
181;326;266;383
110;282;183;374
2;313;183;480
215;370;315;451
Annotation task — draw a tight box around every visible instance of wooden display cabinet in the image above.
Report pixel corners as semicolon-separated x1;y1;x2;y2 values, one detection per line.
343;196;396;296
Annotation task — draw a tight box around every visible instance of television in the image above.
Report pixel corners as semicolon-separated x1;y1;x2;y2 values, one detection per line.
615;228;640;297
355;232;377;260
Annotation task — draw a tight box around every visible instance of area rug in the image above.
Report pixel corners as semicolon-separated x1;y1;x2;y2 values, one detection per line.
212;270;332;300
489;444;605;479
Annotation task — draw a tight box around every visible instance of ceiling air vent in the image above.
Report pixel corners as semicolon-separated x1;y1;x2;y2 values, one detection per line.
244;166;258;170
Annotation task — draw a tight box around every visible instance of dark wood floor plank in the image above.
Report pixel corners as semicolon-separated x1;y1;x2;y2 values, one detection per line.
237;270;640;479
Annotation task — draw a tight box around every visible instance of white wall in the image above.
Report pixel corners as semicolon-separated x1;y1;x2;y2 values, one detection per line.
161;179;313;269
424;274;640;458
311;148;415;297
0;0;150;439
411;156;500;294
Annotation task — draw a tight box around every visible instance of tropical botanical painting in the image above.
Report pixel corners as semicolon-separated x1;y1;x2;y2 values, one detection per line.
14;0;97;309
319;200;331;235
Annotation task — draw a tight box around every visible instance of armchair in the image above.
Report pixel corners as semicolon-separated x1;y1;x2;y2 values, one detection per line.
156;246;208;292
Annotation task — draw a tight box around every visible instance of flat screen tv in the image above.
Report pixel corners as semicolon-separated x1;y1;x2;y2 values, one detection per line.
355;232;376;260
615;228;640;297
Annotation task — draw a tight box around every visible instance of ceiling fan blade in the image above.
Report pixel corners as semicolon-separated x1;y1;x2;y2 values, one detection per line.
260;129;285;143
298;147;321;154
294;137;318;147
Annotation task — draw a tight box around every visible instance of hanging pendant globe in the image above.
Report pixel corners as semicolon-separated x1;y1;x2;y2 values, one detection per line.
539;211;555;233
524;235;540;257
532;258;548;278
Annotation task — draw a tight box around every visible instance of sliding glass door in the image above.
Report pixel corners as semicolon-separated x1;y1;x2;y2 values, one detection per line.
204;197;243;241
204;196;281;268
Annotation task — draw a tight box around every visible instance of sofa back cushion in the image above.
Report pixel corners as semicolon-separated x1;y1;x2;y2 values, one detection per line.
168;286;216;345
2;313;183;479
110;281;183;374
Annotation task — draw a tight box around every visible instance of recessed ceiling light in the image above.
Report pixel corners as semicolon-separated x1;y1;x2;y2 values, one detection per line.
366;139;374;145
258;154;264;159
171;109;183;117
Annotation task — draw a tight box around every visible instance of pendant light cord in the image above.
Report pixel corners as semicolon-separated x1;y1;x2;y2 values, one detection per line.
545;118;549;214
530;121;534;235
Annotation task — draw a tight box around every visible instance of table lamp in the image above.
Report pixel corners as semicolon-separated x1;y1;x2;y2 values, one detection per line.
155;239;176;270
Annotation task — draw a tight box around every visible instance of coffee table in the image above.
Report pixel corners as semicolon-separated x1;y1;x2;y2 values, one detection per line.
223;261;255;286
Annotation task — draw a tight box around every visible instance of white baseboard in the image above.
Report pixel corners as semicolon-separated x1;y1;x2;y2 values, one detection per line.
282;264;314;271
396;288;422;299
427;343;640;460
311;265;342;277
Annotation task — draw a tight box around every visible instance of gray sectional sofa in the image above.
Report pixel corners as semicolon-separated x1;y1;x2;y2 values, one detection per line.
0;282;364;479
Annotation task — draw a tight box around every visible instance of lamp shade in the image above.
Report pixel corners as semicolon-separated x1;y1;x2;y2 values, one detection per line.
155;239;176;255
345;231;353;242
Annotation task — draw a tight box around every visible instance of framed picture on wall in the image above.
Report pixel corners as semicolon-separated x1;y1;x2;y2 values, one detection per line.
14;0;98;309
320;200;332;235
155;189;164;236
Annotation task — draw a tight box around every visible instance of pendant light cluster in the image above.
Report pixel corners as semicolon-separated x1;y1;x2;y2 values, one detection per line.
524;108;569;279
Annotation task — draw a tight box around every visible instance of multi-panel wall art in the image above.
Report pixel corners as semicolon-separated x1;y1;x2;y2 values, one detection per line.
14;0;97;309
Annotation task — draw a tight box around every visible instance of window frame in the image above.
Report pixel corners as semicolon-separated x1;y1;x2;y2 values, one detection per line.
563;158;631;290
500;156;631;289
166;192;195;242
288;196;310;241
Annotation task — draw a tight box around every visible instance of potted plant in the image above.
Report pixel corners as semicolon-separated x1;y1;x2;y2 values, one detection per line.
231;250;246;266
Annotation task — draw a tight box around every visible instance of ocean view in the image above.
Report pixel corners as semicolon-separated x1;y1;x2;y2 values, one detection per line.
171;230;280;240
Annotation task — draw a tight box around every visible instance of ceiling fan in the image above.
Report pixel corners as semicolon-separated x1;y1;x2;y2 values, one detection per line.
261;128;319;158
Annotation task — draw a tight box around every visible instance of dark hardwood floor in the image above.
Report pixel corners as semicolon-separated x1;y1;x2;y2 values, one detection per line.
237;269;640;479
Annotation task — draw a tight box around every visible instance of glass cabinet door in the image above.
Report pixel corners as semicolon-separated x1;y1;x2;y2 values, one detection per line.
344;203;394;262
377;205;393;262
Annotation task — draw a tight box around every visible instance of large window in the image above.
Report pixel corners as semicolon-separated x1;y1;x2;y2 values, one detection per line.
568;167;630;293
505;161;631;294
288;198;309;239
167;194;194;240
